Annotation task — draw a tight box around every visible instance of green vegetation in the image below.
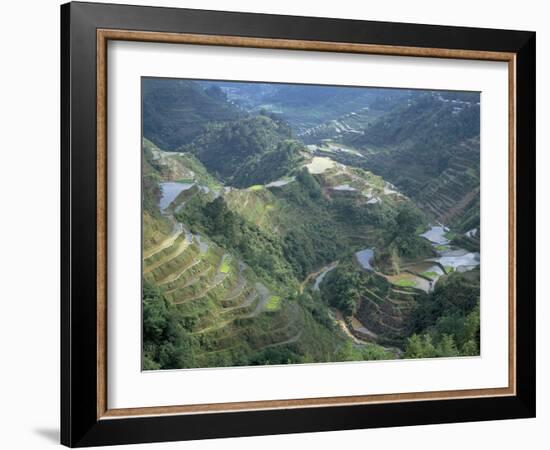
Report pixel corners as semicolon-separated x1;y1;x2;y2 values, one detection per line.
420;271;439;279
219;257;231;274
321;263;366;315
180;115;303;187
344;94;480;225
444;231;457;240
265;296;282;311
177;196;298;288
405;270;480;358
143;282;197;370
247;184;264;191
143;78;241;151
395;279;417;288
372;203;435;273
142;79;480;369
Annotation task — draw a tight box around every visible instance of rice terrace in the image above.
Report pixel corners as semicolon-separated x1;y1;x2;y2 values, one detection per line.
142;78;481;370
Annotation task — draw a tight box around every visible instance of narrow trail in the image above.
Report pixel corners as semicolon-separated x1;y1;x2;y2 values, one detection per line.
172;268;230;304
243;283;270;318
143;234;191;274
164;266;213;294
331;309;402;357
263;330;303;349
223;274;246;302
223;291;258;313
158;258;201;285
143;222;183;260
331;309;368;346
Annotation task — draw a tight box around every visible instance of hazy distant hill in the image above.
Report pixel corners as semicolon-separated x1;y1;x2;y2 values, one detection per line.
143;78;241;150
199;80;416;133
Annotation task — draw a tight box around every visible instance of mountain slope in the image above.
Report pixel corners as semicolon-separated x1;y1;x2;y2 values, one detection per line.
180;114;303;187
142;142;395;369
199;80;416;134
345;92;480;223
142;78;241;151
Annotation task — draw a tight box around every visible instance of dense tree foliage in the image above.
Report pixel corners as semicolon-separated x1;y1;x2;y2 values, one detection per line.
142;78;241;150
321;263;368;315
349;94;479;150
181;115;299;187
142;282;197;370
405;270;480;358
231;139;304;187
178;196;297;287
386;203;433;258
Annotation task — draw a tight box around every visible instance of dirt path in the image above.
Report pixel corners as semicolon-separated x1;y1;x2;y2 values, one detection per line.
244;283;270;318
173;266;230;304
223;291;258;313
223;263;246;302
157;258;201;285
164;266;212;294
331;309;403;357
143;234;191;274
143;222;183;260
263;330;303;349
331;309;367;345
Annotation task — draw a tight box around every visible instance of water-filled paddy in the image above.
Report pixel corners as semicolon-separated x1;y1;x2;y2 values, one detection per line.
435;249;480;271
332;184;357;191
355;249;374;271
266;177;295;188
420;225;450;245
159;182;195;210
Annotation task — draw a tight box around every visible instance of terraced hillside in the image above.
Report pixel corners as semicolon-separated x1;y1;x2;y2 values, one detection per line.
319;258;427;349
142;78;481;369
297;107;382;143
341;92;480;225
143;78;242;151
142;218;308;368
142;140;401;369
198;80;415;135
354;276;424;347
414;137;480;224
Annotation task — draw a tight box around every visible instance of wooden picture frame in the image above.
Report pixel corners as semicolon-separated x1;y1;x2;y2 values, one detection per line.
61;1;535;447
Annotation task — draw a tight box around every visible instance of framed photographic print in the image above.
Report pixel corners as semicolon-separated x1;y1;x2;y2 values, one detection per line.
60;1;536;447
